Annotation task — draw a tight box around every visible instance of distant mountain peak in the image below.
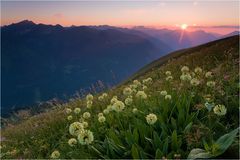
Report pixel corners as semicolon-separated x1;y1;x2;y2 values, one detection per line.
13;20;35;26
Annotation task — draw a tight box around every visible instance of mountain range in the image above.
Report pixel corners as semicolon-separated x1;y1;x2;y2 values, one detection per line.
1;20;239;116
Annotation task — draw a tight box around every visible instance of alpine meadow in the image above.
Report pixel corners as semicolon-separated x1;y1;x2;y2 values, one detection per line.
1;1;239;159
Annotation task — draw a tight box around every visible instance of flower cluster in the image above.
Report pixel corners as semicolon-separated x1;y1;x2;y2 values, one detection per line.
207;81;216;87
213;104;227;116
190;78;200;86
98;93;108;101
142;77;153;85
74;108;81;114
160;90;167;96
68;138;77;147
123;87;132;96
98;114;106;123
136;91;147;99
194;67;202;74
66;108;72;114
133;80;142;87
78;130;94;145
146;113;158;125
180;66;192;82
50;150;60;159
83;112;91;119
112;100;125;112
205;71;213;78
69;122;84;136
86;94;93;108
125;97;133;106
165;95;172;100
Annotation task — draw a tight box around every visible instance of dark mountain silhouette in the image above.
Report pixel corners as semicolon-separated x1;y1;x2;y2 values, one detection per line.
221;31;239;38
1;20;171;115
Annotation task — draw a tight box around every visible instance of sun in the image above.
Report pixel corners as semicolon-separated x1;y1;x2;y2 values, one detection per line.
181;24;188;30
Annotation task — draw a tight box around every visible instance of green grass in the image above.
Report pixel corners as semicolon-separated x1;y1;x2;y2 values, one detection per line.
1;36;239;159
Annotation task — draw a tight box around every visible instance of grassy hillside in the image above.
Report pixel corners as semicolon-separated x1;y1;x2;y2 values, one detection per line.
1;36;239;159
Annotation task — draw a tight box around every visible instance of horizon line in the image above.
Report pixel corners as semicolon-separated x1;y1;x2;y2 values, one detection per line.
2;19;240;29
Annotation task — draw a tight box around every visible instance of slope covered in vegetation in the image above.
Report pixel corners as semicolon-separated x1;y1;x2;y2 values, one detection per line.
1;36;239;159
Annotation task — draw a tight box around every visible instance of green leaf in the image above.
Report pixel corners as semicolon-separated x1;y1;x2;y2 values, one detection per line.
187;148;213;159
171;118;177;130
155;149;163;159
213;127;239;156
153;131;161;149
125;131;134;146
133;128;139;143
108;129;123;146
131;144;140;159
171;130;178;151
184;122;193;133
91;146;103;157
144;136;153;144
162;138;168;155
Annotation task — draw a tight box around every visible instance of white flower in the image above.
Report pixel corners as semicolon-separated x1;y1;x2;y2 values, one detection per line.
160;90;167;96
50;150;60;159
207;81;216;87
165;95;172;100
74;108;81;114
180;73;192;81
130;84;138;89
181;66;189;73
146;113;158;125
98;95;104;101
66;108;72;114
123;87;132;96
87;101;93;108
132;108;138;114
133;80;141;87
194;67;202;74
112;100;125;112
103;109;109;115
69;122;84;136
107;105;113;111
78;130;94;145
67;115;73;121
82;121;88;128
110;96;118;104
86;94;94;101
125;97;133;106
83;112;91;119
165;71;171;76
132;88;137;93
142;77;153;85
205;71;213;78
102;93;108;98
191;72;196;77
190;78;200;86
98;113;103;117
136;91;147;99
68;138;77;147
166;76;173;81
98;116;106;123
142;85;148;90
213;104;227;116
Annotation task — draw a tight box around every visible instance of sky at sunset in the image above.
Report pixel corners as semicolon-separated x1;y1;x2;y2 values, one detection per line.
1;0;239;34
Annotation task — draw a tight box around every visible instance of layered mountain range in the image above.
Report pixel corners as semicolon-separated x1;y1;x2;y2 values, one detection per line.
1;20;238;115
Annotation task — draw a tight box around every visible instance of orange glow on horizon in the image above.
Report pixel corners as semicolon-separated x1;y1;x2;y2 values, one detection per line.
181;24;188;30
